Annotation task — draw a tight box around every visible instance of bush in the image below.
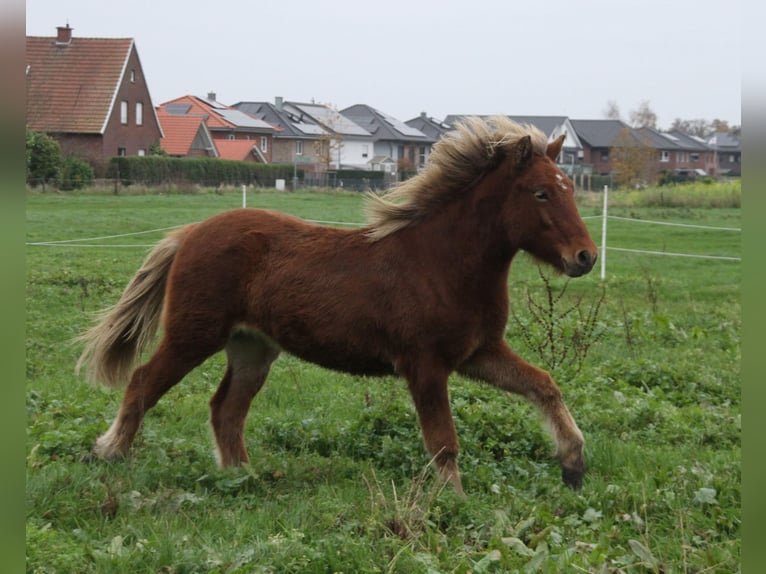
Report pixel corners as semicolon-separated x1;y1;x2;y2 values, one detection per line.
26;130;62;187
58;156;94;191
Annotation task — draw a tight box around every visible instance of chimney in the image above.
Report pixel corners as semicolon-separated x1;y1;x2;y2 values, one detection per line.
207;91;217;102
275;96;283;110
56;24;73;45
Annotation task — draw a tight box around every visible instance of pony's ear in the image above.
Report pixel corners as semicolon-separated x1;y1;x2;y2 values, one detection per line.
515;135;533;166
546;134;566;161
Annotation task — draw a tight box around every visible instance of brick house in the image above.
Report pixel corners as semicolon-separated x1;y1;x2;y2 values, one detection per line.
158;94;278;162
25;25;163;176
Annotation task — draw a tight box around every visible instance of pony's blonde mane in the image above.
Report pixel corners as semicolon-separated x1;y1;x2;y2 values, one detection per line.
365;115;549;241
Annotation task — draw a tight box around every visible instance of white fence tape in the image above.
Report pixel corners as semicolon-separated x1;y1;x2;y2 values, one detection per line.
25;198;741;268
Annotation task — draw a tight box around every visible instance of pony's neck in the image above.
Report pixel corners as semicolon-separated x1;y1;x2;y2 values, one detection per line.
402;176;518;281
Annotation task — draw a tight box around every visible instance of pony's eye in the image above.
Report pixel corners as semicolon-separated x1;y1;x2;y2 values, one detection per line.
534;190;549;201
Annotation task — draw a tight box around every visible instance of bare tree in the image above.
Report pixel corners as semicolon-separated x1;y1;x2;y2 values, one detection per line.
311;103;344;170
603;100;621;120
670;118;709;137
629;100;657;129
610;127;657;188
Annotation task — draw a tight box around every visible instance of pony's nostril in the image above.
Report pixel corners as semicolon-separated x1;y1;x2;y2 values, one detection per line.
576;250;595;269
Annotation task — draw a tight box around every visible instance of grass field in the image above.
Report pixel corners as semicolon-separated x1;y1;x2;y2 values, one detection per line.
26;189;740;573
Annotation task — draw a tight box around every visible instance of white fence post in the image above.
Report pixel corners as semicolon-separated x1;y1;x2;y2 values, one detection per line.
242;184;247;208
600;185;608;280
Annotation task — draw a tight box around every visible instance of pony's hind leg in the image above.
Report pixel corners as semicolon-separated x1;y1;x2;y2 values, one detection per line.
459;341;585;489
209;330;280;467
93;338;213;460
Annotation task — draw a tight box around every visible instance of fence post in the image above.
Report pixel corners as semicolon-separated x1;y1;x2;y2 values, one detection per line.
242;184;247;208
600;184;608;280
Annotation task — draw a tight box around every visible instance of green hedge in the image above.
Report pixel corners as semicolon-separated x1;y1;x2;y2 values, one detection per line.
107;156;300;187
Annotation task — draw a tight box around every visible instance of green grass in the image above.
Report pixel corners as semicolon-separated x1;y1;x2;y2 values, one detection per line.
26;189;740;573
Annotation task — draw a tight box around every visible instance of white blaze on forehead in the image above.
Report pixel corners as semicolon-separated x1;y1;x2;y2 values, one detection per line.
555;173;568;191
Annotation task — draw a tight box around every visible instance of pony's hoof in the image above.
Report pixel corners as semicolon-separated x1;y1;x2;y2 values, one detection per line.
562;467;583;490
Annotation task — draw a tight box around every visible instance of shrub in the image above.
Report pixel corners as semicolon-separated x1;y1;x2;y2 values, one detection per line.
58;156;94;191
26;130;62;187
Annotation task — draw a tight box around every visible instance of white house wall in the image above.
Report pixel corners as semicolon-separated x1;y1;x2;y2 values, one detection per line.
339;137;374;169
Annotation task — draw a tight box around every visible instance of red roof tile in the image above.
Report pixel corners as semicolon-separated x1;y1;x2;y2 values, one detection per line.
26;35;134;134
157;108;210;156
214;139;264;161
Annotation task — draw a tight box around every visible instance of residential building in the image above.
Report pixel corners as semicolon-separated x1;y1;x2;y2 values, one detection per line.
158;93;278;161
708;132;741;177
232;97;328;170
25;24;163;176
340;104;434;174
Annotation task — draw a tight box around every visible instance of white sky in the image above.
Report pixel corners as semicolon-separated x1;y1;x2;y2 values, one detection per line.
25;0;742;129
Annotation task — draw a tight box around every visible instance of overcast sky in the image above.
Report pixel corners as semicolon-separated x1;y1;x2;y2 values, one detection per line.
25;0;741;130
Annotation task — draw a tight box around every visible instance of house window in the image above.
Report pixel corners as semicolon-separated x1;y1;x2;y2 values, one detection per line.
600;150;609;162
120;101;128;125
729;154;738;163
130;69;136;82
660;151;670;162
296;140;304;155
137;148;146;156
135;102;143;126
260;136;268;153
117;147;127;156
228;134;235;140
418;146;427;167
362;144;369;158
690;153;700;162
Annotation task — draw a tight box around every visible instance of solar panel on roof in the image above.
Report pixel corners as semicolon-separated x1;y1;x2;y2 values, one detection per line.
166;103;192;115
380;111;426;137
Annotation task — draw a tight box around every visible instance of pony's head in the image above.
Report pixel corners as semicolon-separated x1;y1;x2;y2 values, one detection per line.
365;115;597;277
497;129;597;277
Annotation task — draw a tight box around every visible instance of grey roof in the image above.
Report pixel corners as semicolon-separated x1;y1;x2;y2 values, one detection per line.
666;130;710;151
405;113;452;140
290;102;371;137
341;104;433;143
708;131;740;150
569;119;640;148
443;114;570;139
636;127;684;150
214;107;275;130
232;101;326;138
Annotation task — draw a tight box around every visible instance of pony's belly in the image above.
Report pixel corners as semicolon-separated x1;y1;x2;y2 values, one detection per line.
289;345;395;377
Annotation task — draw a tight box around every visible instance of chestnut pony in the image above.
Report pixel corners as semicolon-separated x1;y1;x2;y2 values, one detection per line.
76;116;597;494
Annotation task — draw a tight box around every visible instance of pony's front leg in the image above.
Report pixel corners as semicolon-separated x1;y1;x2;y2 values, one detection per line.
404;364;464;495
459;341;585;489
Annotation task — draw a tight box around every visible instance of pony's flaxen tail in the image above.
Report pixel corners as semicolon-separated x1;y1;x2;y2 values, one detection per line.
75;226;192;388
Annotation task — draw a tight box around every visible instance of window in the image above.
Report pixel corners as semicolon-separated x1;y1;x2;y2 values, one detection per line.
362;144;369;158
260;136;268;153
137;149;146;156
295;140;303;156
660;151;670;162
130;69;135;83
117;147;127;156
600;150;609;162
419;146;427;167
120;101;128;125
690;153;700;162
135;102;143;126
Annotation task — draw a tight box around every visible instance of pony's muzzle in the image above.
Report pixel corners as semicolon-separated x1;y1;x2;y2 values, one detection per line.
562;249;597;277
